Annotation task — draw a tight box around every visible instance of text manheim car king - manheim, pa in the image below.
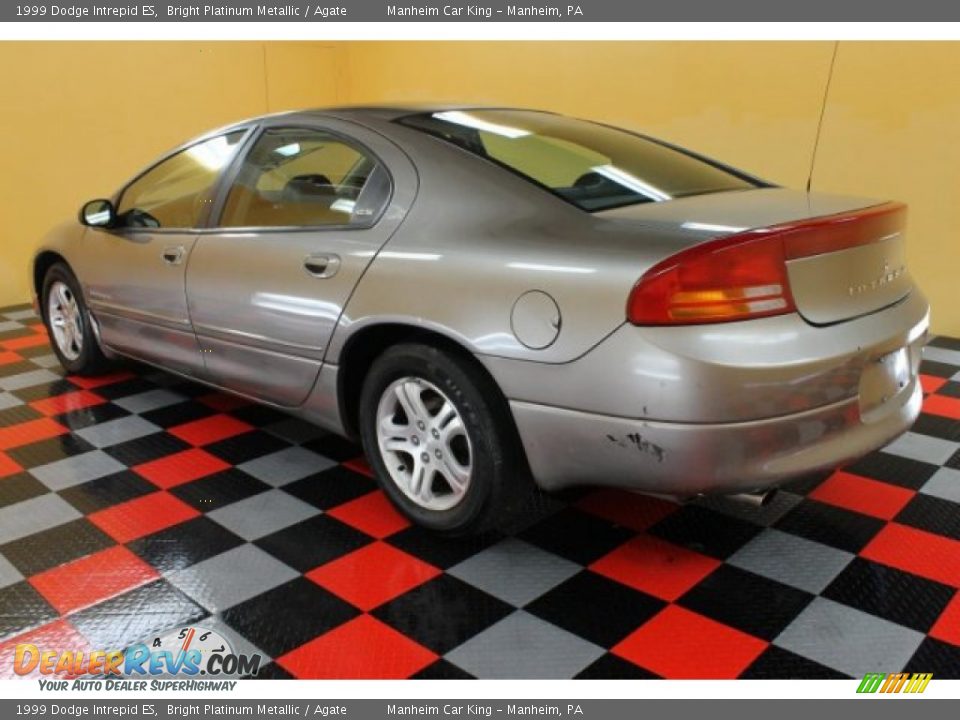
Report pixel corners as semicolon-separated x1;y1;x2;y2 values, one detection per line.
386;705;584;716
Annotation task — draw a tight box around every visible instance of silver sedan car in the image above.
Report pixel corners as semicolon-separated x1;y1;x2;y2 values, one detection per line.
33;105;929;534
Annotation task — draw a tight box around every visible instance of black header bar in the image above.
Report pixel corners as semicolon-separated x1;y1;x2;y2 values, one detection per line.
4;0;960;22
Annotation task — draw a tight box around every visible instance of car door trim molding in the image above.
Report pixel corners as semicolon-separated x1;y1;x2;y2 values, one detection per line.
87;300;192;330
192;321;326;361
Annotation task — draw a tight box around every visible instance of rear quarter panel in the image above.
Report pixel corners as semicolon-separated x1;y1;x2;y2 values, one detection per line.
328;122;701;365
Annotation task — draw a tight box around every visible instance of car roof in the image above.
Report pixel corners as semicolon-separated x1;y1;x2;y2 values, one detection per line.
140;105;554;184
191;105;559;145
300;104;555;122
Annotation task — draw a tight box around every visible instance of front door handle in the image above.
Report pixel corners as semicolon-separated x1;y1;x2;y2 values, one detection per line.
304;253;341;279
162;246;185;265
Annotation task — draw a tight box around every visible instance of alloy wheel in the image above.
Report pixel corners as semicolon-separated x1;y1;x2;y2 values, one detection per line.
47;280;83;361
375;376;473;512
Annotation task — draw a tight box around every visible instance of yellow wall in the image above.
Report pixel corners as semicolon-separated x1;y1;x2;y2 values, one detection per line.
338;42;836;189
0;41;339;308
337;41;957;336
2;41;957;335
814;42;960;338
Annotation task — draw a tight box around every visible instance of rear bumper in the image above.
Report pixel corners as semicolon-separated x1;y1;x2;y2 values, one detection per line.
493;289;930;496
512;374;922;496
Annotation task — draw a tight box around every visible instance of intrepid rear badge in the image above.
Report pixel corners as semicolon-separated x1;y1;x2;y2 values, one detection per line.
848;259;906;297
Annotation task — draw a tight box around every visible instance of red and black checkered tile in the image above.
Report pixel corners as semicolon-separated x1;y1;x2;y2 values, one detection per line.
1;302;959;679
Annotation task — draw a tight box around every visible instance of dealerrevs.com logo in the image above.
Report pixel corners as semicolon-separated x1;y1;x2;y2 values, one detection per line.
13;626;261;691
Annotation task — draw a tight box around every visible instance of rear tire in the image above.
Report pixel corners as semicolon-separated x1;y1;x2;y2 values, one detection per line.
41;263;110;375
359;342;533;536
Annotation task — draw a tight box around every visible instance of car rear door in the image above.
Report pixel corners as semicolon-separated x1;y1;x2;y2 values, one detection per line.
185;117;416;407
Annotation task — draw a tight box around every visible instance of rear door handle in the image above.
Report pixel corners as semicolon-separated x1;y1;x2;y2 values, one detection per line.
162;246;185;265
304;253;341;278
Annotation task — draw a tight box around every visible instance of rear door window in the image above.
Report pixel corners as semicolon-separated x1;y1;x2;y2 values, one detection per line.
219;127;388;228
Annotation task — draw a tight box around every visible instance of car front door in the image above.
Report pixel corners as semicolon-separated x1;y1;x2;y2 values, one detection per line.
79;130;248;375
185;119;416;406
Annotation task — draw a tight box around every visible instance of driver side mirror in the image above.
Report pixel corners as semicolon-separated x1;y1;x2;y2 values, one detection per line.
79;198;116;228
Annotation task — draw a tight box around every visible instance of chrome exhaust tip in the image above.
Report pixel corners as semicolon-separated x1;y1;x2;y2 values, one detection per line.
727;489;778;508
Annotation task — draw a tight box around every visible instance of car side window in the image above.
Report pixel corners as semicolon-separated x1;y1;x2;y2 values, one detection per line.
219;127;387;228
116;131;246;230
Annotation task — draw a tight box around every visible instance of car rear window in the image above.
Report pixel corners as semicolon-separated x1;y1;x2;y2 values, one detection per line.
398;110;764;212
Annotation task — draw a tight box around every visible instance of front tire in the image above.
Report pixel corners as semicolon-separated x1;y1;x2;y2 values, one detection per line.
41;263;110;375
359;342;530;535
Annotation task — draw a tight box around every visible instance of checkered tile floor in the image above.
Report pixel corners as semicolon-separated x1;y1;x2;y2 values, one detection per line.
1;302;959;679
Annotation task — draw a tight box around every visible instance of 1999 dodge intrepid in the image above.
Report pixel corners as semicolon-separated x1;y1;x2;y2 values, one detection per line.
32;106;930;533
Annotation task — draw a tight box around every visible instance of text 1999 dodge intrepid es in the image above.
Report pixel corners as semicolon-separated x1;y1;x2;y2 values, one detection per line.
32;106;929;534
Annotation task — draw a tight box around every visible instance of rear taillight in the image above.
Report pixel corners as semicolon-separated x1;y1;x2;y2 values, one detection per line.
627;201;905;325
627;233;795;324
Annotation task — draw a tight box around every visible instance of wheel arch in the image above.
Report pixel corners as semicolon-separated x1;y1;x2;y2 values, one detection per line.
335;321;513;441
33;250;70;316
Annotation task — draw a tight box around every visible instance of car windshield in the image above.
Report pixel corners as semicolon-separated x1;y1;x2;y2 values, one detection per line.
398;110;764;212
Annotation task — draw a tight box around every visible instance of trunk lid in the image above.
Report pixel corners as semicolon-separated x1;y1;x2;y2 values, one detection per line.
602;188;912;325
